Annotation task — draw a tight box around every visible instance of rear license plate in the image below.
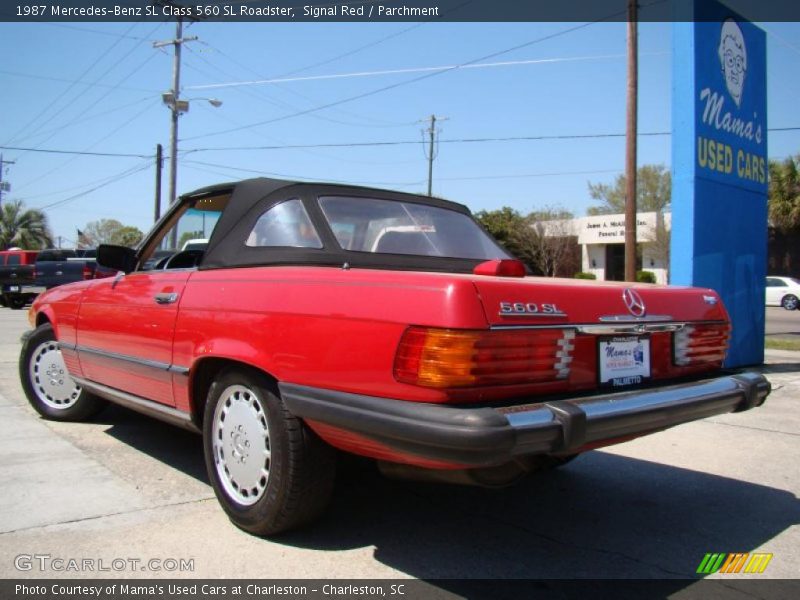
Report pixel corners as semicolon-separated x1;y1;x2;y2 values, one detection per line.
7;285;20;292
598;336;650;387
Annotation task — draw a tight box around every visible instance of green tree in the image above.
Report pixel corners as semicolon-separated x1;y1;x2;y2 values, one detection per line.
82;219;144;247
0;200;53;250
587;164;671;215
474;207;537;266
474;206;576;276
113;226;144;247
768;155;800;232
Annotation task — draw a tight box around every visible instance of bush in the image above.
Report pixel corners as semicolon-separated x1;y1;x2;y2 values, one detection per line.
574;272;597;280
636;270;657;284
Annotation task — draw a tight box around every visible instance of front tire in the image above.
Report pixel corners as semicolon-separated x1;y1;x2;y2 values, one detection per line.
203;368;336;536
781;294;799;310
8;296;26;310
20;323;107;421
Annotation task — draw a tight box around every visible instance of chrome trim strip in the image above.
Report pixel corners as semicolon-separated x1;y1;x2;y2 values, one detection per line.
576;324;686;335
598;314;673;322
73;376;199;433
77;345;171;371
67;344;191;375
490;320;726;334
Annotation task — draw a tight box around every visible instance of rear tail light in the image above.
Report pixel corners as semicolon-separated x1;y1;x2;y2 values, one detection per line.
673;323;731;366
82;264;93;280
394;326;575;388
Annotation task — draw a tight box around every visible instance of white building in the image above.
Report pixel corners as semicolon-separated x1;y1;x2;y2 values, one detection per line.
539;212;671;284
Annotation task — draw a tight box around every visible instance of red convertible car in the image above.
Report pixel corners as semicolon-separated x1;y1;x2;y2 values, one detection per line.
20;178;770;535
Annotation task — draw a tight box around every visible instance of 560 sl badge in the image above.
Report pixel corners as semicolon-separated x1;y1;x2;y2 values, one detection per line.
499;302;567;317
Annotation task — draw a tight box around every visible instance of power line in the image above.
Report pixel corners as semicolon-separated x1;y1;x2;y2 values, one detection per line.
15;99;160;193
0;146;153;158
0;69;159;94
36;161;153;211
182;126;799;153
3;21;145;147
14;95;162;144
182;159;426;187
183;20;620;142
182;158;626;185
12;32;162;151
5;127;795;162
186;53;642;91
42;22;158;41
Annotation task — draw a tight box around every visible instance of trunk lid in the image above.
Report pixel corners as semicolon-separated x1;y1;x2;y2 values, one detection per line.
471;276;728;328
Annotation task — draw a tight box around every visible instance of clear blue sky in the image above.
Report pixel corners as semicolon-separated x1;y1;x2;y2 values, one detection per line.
0;19;798;245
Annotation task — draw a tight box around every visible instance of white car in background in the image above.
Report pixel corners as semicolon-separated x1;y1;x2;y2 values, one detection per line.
766;276;800;310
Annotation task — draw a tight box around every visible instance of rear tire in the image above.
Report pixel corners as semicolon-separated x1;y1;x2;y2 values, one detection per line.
20;323;107;421
203;367;336;536
781;294;799;310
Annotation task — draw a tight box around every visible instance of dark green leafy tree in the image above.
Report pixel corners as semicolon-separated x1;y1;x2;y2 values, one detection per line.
768;155;800;232
475;206;576;276
0;200;53;249
587;164;671;215
474;207;538;266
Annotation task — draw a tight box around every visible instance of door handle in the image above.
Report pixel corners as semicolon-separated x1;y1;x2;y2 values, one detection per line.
154;292;179;305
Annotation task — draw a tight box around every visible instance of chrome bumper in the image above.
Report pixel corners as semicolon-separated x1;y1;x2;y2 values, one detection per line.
280;372;771;467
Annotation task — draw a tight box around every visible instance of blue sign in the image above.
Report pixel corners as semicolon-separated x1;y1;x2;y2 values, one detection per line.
672;0;768;367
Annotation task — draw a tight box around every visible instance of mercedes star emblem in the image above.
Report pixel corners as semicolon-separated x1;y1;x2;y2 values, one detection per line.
622;288;646;317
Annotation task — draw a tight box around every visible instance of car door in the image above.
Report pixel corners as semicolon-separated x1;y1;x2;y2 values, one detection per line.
765;278;785;306
75;269;192;407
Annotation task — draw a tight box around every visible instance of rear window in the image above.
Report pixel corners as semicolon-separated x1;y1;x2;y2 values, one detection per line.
319;196;510;260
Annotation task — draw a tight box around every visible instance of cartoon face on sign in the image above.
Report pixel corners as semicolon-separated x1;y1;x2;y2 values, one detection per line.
718;18;747;107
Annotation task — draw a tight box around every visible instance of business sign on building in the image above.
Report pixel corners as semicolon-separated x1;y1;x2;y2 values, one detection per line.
672;1;767;367
577;213;658;245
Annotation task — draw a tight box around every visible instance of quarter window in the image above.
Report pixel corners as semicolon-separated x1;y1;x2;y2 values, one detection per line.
246;199;322;248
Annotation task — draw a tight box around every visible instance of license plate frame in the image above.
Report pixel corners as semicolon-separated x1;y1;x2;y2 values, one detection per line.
598;335;651;388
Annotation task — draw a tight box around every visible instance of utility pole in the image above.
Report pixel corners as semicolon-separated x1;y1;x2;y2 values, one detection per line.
423;114;447;197
154;144;163;223
154;18;197;209
0;154;16;210
624;0;639;283
154;18;197;248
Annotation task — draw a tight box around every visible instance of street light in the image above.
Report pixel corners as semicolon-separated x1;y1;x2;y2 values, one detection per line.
162;93;222;247
162;93;222;206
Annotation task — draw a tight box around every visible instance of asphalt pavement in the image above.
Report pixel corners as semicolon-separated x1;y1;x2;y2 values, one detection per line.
765;306;800;341
0;307;797;589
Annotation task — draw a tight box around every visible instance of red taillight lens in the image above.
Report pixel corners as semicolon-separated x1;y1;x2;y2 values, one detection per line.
394;327;575;388
82;264;92;280
673;323;731;366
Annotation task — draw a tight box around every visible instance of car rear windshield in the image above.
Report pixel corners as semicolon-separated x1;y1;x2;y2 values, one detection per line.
319;196;511;260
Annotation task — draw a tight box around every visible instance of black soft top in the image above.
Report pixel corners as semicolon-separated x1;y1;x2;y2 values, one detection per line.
173;178;496;273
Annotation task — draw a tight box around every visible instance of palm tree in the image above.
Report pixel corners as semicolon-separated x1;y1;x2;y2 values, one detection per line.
0;200;53;249
769;156;800;232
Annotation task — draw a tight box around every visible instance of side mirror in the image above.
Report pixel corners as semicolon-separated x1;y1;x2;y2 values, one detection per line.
97;244;137;273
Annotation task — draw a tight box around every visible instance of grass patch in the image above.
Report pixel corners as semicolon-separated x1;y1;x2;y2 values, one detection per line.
765;338;800;352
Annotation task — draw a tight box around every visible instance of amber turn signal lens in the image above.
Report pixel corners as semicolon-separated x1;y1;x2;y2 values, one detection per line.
394;326;573;389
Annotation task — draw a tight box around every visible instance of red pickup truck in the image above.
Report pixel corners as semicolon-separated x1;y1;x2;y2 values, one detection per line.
19;178;770;535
